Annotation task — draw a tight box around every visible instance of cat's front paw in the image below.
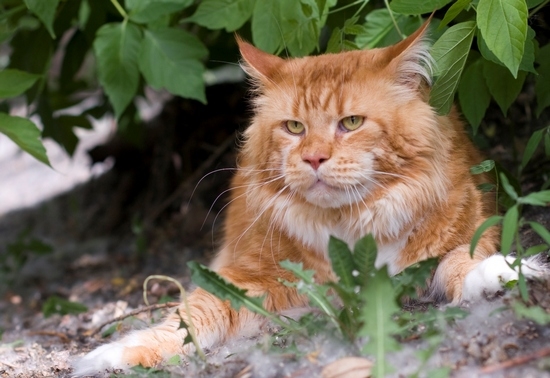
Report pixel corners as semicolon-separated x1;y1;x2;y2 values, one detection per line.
462;254;546;303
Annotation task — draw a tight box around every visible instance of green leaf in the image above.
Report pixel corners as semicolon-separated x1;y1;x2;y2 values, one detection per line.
280;260;339;320
501;204;518;255
470;215;502;256
187;0;254;32
519;191;550;206
482;59;527;115
139;27;207;103
535;44;550;117
476;0;528;77
353;234;378;283
0;113;50;166
356;9;419;49
429;21;476;115
521;129;544;170
470;159;495;175
0;69;41;99
359;267;401;376
524;244;549;257
458;59;491;132
519;27;537;74
252;0;283;54
127;0;193;23
440;0;472;28
328;237;358;291
93;22;142;119
526;0;546;7
188;262;277;322
528;221;550;245
101;324;118;338
42;296;88;318
499;172;519;200
513;302;550;325
279;0;323;57
390;0;453;15
24;0;59;38
59;30;89;92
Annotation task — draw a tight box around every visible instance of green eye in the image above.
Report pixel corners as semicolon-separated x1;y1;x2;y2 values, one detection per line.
286;120;305;134
341;115;364;131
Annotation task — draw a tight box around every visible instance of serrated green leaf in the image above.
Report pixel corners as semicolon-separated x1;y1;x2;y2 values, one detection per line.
353;234;377;283
458;59;491;132
93;22;142;119
470;215;502;256
429;21;476;115
477;0;528;77
328;237;357;291
187;261;277;322
127;0;193;23
535;44;550;117
519;190;550;206
470;160;495;175
528;221;550;245
521;129;544;170
0;69;41;99
390;0;453;15
0;112;50;166
139;27;207;103
359;267;400;377
440;0;472;28
187;0;254;32
24;0;59;38
501;204;518;255
482;59;527;115
251;0;282;54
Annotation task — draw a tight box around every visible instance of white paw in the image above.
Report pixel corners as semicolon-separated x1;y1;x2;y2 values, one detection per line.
462;255;545;302
72;342;130;377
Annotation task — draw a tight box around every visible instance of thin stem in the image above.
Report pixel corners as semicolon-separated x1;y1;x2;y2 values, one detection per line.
329;0;364;15
383;0;405;39
143;275;206;361
0;4;25;22
110;0;128;19
530;0;550;17
352;0;371;18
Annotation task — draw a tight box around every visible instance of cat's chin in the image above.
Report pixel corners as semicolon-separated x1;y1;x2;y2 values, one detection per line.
303;181;362;209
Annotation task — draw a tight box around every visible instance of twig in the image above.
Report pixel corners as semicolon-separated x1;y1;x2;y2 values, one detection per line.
27;330;70;343
88;302;180;337
147;133;236;224
480;346;550;374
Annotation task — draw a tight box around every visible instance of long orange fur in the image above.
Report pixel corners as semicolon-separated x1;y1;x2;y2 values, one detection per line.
74;22;501;373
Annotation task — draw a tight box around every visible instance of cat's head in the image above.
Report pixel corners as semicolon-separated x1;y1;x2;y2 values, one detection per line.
238;21;447;209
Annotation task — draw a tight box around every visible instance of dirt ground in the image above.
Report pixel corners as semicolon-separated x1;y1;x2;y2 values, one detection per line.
0;83;549;378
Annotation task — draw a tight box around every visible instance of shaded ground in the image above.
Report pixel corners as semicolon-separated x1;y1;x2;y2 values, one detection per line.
0;82;550;378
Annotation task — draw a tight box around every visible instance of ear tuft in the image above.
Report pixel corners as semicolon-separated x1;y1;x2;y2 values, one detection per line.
236;36;284;81
385;17;434;90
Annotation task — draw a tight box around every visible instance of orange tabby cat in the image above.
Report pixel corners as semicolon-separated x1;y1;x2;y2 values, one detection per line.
73;22;541;375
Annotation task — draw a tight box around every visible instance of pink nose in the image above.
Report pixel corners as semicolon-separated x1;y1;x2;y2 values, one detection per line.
302;152;330;170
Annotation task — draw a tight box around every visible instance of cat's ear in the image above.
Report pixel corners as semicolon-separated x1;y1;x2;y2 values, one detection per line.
236;36;284;81
383;17;433;91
